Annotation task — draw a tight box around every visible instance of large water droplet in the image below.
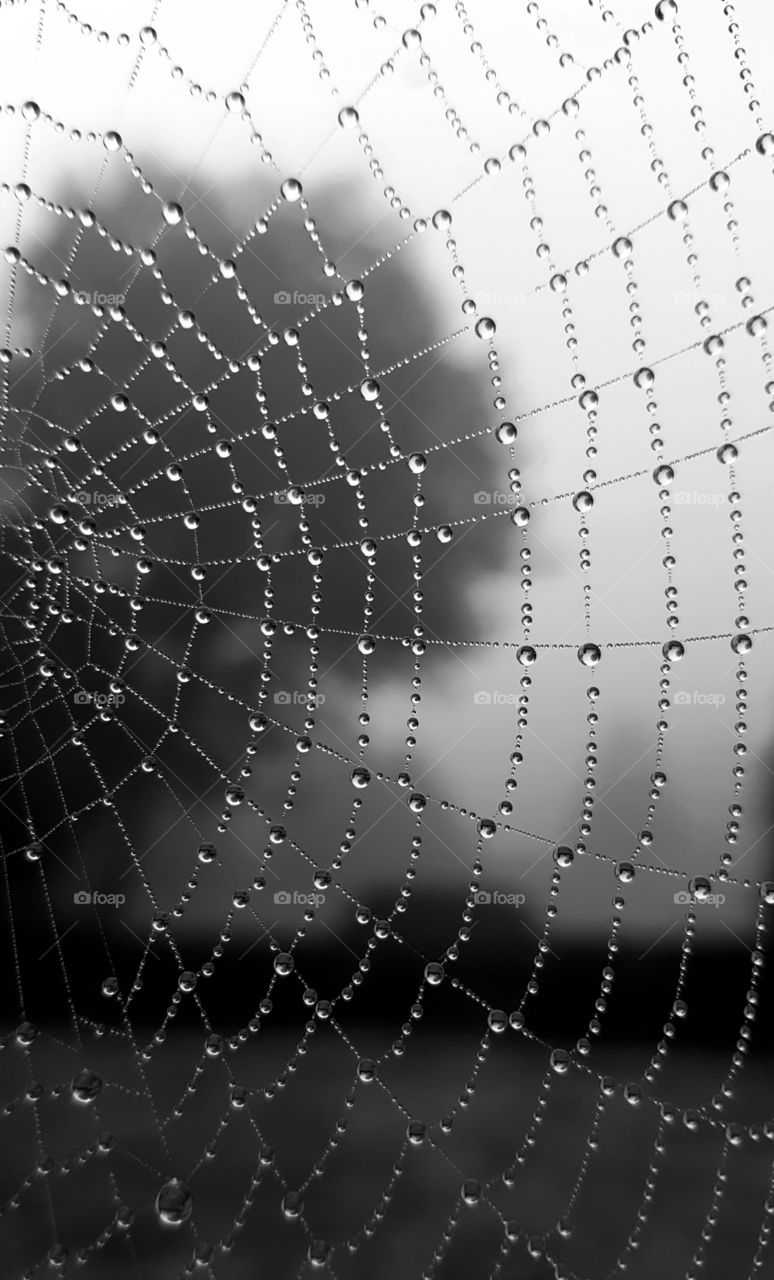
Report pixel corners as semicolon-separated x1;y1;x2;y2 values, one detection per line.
162;202;184;225
155;1178;193;1226
274;952;294;977
577;643;601;667
475;317;496;340
71;1068;102;1104
550;1047;570;1073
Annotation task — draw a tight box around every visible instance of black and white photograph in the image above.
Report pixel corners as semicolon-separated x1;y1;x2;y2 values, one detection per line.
1;1;774;1276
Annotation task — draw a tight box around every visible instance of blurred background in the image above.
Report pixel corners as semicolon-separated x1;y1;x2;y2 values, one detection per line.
1;0;774;1276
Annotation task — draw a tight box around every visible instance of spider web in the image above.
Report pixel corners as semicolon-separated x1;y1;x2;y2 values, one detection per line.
2;0;774;1277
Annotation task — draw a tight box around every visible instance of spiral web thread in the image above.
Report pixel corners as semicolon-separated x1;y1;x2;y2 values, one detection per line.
2;0;774;1276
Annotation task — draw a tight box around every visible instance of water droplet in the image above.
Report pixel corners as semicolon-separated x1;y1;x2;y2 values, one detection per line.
274;952;294;977
488;1009;508;1033
71;1068;102;1103
360;378;381;401
662;640;684;661
424;961;445;986
731;633;752;655
496;421;517;444
573;491;593;512
475;317;496;340
616;862;635;883
653;464;674;485
351;767;371;788
550;1047;570;1073
338;106;359;129
308;1240;332;1268
477;818;497;839
198;842;217;864
461;1178;481;1205
103;130;122;152
282;1189;303;1219
554;846;574;868
357;634;376;655
162;202;184;225
281;178;303;202
577;643;601;667
357;1058;376;1083
407;452;427;474
517;645;537;666
155;1178;193;1226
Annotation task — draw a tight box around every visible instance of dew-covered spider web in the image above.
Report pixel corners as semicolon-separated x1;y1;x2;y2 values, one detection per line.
3;0;774;1276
